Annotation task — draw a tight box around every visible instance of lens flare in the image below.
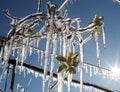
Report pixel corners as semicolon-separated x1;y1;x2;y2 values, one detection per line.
111;66;120;79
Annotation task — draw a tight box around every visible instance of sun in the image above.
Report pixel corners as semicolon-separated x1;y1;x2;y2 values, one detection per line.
111;66;120;79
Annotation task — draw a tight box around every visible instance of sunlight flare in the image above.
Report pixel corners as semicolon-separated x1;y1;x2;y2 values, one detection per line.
111;66;120;79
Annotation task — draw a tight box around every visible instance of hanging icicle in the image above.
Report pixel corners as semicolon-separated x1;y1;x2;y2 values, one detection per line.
59;35;63;55
48;33;58;90
57;72;63;92
67;73;73;92
79;43;84;92
29;46;33;56
43;11;54;92
21;38;29;65
94;34;101;67
102;23;106;47
3;36;14;65
37;50;41;62
40;50;44;66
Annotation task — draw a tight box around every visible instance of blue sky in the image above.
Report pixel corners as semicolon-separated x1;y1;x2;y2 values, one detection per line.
0;0;120;92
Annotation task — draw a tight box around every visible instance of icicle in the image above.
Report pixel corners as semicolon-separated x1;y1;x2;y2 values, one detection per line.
93;66;98;75
84;64;88;73
59;35;63;55
0;68;7;81
3;36;14;64
72;43;76;53
43;13;53;92
21;38;29;65
12;48;16;56
40;50;44;66
0;47;4;64
94;35;101;67
102;23;106;47
89;65;92;77
57;72;63;92
23;68;26;78
37;50;41;62
21;45;27;65
79;43;84;92
35;72;39;78
83;34;93;44
29;47;33;56
48;33;58;90
68;74;72;92
37;38;40;48
58;0;69;11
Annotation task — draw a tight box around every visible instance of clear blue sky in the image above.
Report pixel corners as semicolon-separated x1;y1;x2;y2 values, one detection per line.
0;0;120;92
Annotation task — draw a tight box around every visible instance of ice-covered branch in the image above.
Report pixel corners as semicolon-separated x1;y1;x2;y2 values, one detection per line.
3;9;21;20
113;0;120;4
18;13;47;25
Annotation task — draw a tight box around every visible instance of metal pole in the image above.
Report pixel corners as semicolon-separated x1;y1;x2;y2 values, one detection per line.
9;64;16;92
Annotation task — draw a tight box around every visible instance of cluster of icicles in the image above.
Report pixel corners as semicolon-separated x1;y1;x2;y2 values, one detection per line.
0;23;108;92
0;0;118;92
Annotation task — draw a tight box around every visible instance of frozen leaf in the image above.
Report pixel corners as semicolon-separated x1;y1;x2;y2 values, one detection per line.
93;27;100;36
56;55;66;62
97;28;101;36
58;64;67;72
67;52;73;60
67;67;76;74
88;20;93;24
73;61;79;67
